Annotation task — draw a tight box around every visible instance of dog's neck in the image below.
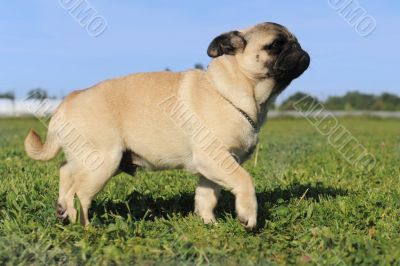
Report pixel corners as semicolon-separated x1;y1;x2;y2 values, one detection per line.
206;55;276;126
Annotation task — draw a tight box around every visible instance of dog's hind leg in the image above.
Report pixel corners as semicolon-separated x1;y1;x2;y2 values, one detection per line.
75;151;122;227
195;176;221;224
57;163;77;223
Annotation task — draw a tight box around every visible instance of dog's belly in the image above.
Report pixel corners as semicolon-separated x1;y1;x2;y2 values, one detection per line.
119;129;258;176
119;141;196;173
119;150;195;175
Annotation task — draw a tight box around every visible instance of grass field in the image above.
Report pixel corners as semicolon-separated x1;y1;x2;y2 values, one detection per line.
0;117;399;265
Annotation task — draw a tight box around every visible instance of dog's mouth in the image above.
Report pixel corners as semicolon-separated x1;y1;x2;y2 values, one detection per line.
268;48;310;81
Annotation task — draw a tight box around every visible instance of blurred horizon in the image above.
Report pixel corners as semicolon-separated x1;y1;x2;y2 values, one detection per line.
1;1;399;101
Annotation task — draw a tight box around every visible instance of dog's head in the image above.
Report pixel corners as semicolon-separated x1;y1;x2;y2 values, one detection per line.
207;22;310;87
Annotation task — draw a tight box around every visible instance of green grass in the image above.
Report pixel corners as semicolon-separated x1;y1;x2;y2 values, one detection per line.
0;117;399;265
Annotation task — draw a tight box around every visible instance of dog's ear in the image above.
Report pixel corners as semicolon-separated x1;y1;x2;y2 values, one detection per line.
207;31;246;58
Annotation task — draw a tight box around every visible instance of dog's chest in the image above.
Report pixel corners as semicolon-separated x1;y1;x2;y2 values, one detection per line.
228;128;259;164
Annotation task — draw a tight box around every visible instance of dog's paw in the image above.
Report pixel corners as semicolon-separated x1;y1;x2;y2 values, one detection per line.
235;192;257;230
201;215;217;225
55;203;68;220
55;202;77;224
195;210;217;225
237;214;257;230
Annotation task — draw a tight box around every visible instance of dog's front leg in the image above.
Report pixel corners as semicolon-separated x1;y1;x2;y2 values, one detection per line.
193;148;257;230
194;176;221;224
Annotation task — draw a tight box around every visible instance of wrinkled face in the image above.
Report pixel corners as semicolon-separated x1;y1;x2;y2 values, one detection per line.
207;22;310;85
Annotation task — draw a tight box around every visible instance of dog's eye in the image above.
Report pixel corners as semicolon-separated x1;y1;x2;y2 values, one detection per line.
265;38;286;51
272;40;285;48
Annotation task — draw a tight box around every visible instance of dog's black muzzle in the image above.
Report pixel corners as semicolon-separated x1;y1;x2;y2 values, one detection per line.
271;42;310;81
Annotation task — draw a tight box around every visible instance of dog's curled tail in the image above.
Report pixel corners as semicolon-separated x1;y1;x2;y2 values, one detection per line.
24;128;60;161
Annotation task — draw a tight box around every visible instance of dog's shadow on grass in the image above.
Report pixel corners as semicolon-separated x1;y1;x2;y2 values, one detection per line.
91;182;347;229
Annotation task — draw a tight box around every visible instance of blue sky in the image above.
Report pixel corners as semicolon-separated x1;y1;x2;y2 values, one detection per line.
1;1;399;101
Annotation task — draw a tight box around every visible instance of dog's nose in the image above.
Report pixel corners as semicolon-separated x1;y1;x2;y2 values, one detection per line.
285;51;310;80
299;52;310;71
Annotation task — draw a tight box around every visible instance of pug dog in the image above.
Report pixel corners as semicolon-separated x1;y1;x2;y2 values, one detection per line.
25;22;310;230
